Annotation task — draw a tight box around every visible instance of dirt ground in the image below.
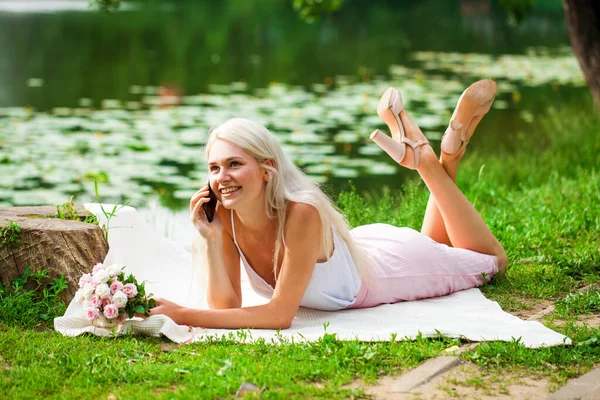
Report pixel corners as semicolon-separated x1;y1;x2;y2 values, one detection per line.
550;314;600;329
356;363;550;400
351;300;574;400
507;299;553;320
349;293;600;399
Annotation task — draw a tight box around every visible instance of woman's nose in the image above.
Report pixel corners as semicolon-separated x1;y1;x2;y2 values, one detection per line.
216;169;231;183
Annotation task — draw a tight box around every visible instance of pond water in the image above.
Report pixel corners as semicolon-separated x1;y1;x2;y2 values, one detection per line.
0;0;588;234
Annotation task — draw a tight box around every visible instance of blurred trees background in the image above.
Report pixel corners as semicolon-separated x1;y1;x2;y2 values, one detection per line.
69;0;600;106
288;0;600;105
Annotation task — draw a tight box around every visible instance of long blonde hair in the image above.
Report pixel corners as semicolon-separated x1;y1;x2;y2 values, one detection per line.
206;118;373;285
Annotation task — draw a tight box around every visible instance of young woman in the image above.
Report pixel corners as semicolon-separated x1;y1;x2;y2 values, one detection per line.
149;79;508;329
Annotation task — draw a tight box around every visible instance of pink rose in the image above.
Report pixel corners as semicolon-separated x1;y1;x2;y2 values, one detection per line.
103;304;119;320
122;283;138;299
89;294;101;308
92;263;104;274
78;273;92;288
102;298;112;308
85;307;100;321
110;280;124;295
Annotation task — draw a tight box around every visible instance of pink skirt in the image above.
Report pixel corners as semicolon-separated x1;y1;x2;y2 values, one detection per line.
347;224;499;309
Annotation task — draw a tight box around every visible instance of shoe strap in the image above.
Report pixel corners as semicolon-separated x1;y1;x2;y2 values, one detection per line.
401;136;429;168
401;136;429;149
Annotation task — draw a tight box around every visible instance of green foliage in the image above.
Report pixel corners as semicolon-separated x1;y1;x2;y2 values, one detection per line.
0;267;68;328
499;0;536;26
90;0;344;24
0;221;21;249
55;196;99;225
293;0;344;23
116;271;157;318
293;0;537;26
88;0;121;12
83;170;110;184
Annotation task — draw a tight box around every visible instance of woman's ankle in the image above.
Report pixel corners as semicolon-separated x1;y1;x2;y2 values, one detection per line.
409;145;438;171
440;157;460;182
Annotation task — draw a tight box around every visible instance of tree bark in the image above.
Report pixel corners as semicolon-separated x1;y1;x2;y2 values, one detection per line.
563;0;600;106
0;206;108;301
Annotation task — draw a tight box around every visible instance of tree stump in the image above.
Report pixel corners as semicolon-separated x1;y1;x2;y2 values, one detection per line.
0;206;108;302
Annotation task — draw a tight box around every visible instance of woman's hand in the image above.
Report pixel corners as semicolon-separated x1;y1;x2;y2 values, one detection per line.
190;184;222;239
147;297;187;325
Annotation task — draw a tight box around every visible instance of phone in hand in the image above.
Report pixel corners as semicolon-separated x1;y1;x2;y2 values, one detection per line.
202;180;218;223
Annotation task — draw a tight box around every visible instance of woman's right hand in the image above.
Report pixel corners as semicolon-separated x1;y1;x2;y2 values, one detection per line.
189;184;222;239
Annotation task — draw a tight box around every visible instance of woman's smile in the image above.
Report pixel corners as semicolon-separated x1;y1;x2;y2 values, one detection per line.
220;186;241;197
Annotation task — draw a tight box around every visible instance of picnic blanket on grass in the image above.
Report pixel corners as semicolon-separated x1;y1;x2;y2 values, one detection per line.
54;205;571;348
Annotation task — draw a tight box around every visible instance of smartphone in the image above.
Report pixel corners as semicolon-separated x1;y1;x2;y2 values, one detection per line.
202;180;218;223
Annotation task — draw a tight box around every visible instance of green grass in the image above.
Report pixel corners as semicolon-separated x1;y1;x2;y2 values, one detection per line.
0;267;68;328
0;326;459;399
1;101;600;398
554;289;600;318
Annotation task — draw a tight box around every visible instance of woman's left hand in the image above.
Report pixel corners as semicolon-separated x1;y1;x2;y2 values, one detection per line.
148;297;186;325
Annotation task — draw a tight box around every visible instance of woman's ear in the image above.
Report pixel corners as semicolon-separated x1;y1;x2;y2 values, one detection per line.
263;159;276;182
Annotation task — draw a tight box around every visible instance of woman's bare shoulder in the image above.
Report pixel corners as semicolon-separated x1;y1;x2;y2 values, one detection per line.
285;201;321;229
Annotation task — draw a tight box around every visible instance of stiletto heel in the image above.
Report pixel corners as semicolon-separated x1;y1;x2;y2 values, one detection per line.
372;87;429;169
441;79;497;161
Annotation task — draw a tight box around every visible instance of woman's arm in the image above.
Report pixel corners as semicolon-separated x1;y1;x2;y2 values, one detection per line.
153;202;322;329
205;230;242;309
190;188;242;309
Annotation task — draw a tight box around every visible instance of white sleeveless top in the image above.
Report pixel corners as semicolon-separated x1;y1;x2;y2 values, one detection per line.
230;210;361;311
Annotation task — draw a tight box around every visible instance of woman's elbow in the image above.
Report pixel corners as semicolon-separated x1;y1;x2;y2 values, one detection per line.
267;304;295;329
276;318;293;330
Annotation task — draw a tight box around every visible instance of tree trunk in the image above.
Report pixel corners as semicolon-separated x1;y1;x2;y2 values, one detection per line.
563;0;600;106
0;206;108;301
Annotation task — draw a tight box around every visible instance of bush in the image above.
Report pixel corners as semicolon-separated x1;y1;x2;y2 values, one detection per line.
0;267;68;328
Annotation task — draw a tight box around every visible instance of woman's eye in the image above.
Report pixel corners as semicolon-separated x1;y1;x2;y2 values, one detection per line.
231;161;241;167
209;166;219;172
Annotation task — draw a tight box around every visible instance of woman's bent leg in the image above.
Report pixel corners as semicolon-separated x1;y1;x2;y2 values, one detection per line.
420;80;496;248
420;156;461;246
399;109;507;276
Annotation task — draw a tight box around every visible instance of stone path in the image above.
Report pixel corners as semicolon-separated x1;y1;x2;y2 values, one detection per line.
358;299;600;400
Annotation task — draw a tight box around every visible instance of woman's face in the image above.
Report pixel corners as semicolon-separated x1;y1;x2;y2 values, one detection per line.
207;139;267;210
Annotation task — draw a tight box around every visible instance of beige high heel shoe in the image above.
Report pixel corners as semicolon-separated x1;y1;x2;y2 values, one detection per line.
370;87;429;169
441;79;497;161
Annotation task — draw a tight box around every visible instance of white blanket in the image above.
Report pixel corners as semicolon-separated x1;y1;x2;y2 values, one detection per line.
54;205;570;348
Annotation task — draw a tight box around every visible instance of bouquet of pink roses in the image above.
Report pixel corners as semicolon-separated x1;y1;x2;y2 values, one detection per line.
74;262;156;326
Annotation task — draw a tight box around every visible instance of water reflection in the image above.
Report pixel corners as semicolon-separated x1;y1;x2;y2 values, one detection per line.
0;0;570;109
0;0;588;212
